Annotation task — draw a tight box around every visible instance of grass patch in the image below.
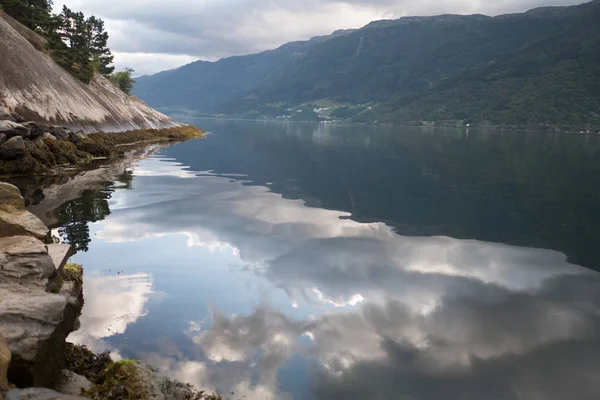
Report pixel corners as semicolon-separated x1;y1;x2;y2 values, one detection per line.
63;263;83;285
0;125;204;177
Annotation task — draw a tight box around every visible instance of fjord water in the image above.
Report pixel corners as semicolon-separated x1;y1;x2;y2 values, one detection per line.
57;119;600;399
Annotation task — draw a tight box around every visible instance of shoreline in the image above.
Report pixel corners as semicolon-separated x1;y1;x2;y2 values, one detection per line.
0;143;222;399
0;124;204;179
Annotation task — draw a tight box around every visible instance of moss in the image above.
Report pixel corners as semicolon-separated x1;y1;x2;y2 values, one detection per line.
0;125;205;178
64;343;113;384
63;263;84;285
84;360;223;400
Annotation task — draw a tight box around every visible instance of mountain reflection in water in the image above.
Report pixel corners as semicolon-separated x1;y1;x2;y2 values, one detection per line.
35;121;600;400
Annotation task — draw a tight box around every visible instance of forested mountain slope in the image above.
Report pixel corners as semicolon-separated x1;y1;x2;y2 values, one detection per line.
134;1;600;130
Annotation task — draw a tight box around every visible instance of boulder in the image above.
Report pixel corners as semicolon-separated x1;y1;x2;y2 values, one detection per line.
21;123;47;140
0;134;6;146
0;122;29;140
50;127;70;141
1;336;10;391
0;137;25;160
42;133;56;141
0;236;83;388
0;183;24;210
55;370;92;396
0;183;48;240
0;205;49;241
5;388;87;400
0;236;55;288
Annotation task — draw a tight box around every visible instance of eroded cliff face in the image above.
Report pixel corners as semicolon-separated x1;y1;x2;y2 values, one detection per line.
0;11;178;133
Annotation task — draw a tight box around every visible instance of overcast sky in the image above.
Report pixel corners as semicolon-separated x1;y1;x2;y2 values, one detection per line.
54;0;586;76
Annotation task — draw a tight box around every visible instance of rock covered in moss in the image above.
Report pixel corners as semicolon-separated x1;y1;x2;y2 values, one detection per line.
85;360;220;400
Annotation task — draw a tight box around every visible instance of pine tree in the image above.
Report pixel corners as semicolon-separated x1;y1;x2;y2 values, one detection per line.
0;0;53;31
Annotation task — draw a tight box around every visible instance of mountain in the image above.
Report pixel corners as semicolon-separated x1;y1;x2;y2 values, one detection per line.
132;29;354;113
133;1;600;130
0;10;177;132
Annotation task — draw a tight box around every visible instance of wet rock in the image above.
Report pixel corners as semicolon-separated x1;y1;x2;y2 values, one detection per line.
0;137;25;160
0;122;29;139
55;370;92;397
0;184;48;239
21;123;47;140
5;388;87;400
0;336;10;391
42;133;56;141
50;127;70;141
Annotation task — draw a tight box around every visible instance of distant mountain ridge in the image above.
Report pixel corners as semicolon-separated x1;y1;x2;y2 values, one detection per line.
134;0;600;130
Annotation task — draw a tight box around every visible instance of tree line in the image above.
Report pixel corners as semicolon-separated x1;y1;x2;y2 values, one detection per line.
0;0;134;92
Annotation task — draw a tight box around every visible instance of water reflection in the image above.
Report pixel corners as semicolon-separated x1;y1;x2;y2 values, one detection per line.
41;123;600;400
69;273;154;356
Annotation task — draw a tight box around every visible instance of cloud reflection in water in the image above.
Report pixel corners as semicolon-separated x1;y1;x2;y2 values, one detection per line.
70;155;600;400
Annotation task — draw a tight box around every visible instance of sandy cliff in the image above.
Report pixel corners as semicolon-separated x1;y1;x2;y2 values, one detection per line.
0;10;177;133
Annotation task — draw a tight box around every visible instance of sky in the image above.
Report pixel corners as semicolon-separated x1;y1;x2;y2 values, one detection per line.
53;0;587;76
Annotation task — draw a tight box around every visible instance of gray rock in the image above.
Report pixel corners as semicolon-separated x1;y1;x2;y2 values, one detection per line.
5;388;87;400
0;236;83;387
0;183;48;240
0;236;55;289
0;136;25;160
0;133;6;146
0;122;29;139
22;122;46;139
50;127;70;141
42;132;57;141
55;370;92;397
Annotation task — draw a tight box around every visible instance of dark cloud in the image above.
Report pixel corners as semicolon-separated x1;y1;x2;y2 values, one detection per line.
57;0;587;73
169;273;600;400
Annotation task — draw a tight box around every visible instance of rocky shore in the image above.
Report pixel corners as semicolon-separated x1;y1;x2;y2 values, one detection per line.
0;180;220;400
0;120;203;178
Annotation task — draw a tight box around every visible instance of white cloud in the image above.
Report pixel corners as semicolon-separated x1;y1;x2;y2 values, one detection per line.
54;0;587;74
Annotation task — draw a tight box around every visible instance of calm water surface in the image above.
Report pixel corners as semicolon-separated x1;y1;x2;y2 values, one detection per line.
41;119;600;399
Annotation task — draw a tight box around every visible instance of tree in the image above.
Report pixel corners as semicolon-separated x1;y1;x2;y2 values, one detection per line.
85;16;114;75
0;0;53;31
109;67;135;94
2;1;116;83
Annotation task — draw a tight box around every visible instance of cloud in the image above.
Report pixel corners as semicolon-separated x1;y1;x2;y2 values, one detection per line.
68;272;154;353
74;155;600;399
55;0;588;73
152;272;600;400
95;156;592;313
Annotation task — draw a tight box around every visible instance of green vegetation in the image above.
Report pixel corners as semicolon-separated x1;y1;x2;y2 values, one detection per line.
62;263;83;285
0;0;115;83
65;343;222;400
109;68;136;95
0;0;52;31
135;0;600;131
0;126;204;177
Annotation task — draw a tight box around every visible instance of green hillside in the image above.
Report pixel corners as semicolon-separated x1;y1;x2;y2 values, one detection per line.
134;1;600;131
